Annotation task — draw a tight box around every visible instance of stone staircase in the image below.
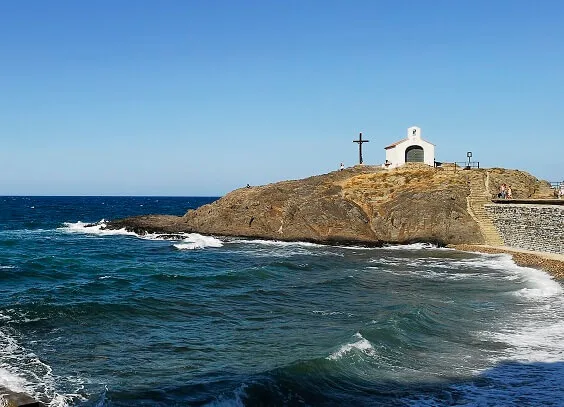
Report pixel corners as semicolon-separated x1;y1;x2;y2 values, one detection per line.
466;171;504;246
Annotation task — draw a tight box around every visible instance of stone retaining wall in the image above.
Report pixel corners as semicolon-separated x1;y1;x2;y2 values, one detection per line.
484;204;564;254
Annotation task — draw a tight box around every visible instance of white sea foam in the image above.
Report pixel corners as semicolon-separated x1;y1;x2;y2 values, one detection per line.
59;221;224;251
0;330;38;398
312;310;344;316
174;234;223;250
0;367;30;395
327;332;376;361
48;392;86;407
512;266;563;298
371;252;563;290
227;238;324;248
382;242;440;250
447;314;564;405
58;220;137;237
368;257;404;265
0;329;85;407
467;252;563;298
439;253;564;405
230;240;442;252
0;265;15;269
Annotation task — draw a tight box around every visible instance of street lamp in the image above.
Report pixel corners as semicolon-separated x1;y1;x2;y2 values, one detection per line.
466;151;472;169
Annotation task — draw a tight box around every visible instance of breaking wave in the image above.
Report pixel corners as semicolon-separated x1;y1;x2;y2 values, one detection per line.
327;332;376;361
58;220;137;237
174;234;224;250
59;221;224;250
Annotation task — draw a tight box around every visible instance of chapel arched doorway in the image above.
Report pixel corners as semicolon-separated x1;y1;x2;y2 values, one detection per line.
405;146;424;163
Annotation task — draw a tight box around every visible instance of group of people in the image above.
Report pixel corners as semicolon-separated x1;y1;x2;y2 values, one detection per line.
498;183;513;199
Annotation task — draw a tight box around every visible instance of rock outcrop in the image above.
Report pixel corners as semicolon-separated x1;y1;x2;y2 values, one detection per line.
0;386;44;407
106;165;552;246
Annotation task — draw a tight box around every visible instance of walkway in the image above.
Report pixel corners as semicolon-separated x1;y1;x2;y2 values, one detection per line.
466;171;504;246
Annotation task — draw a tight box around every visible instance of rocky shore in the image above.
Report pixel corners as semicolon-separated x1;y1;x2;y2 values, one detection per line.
107;165;552;247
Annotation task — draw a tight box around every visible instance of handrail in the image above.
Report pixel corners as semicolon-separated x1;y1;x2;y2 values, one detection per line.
434;161;480;171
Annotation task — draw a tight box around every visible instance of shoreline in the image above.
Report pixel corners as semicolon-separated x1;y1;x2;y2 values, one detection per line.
451;244;564;280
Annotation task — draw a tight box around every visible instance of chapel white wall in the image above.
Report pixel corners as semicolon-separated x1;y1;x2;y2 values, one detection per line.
384;126;435;169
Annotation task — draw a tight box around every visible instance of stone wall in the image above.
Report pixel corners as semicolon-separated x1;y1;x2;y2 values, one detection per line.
484;204;564;254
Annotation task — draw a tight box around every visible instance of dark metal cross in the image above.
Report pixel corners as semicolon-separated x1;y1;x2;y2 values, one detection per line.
352;132;369;165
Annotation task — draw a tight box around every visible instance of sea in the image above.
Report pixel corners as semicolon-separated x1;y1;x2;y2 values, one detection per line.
1;196;563;407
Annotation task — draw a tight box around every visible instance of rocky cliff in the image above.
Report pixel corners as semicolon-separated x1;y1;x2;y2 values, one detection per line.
107;165;553;246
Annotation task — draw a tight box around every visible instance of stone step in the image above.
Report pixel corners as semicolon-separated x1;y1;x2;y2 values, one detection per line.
466;173;504;245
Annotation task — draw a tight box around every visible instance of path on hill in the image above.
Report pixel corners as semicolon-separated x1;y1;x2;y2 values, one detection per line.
466;171;504;246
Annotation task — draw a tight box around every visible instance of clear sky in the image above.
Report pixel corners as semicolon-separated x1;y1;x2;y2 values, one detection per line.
1;0;562;196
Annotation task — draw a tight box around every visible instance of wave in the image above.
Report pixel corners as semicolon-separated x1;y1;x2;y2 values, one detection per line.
312;310;346;317
369;252;564;296
0;327;85;407
59;221;224;250
492;317;564;364
224;238;350;259
382;242;435;250
174;234;224;250
460;252;562;299
58;220;138;237
226;238;324;248
512;264;562;299
203;383;247;407
327;332;376;361
0;367;29;396
228;240;443;252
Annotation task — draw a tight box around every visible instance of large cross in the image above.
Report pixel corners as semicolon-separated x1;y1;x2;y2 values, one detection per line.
353;132;369;165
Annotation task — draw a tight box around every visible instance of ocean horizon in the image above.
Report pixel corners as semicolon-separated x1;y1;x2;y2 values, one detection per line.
1;196;563;406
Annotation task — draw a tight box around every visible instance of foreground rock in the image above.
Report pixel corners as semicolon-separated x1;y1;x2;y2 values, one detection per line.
107;165;552;246
0;386;44;407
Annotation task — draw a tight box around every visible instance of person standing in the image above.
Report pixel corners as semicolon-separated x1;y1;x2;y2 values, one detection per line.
506;185;513;199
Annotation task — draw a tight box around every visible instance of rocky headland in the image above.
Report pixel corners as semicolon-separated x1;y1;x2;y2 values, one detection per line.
107;164;553;246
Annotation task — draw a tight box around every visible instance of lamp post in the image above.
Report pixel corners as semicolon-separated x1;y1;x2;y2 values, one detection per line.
466;151;472;169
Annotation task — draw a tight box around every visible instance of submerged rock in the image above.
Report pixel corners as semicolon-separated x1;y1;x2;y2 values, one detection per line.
106;165;552;246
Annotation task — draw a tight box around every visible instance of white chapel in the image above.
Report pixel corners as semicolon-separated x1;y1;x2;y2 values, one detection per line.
383;126;435;169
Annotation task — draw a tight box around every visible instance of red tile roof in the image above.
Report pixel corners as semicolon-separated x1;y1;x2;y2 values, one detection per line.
384;137;436;149
384;138;407;149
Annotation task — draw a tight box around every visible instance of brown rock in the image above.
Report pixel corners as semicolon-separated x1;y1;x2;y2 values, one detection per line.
0;386;44;407
106;165;552;246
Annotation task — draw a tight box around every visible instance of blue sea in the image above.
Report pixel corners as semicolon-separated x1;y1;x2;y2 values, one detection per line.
1;196;563;406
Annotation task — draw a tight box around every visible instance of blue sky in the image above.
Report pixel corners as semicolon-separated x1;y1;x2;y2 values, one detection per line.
1;1;562;196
